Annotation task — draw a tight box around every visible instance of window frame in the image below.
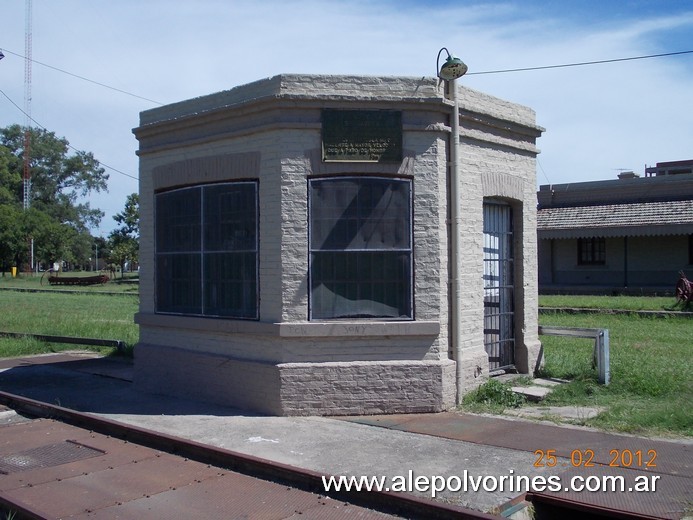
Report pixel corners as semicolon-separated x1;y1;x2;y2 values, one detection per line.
308;175;414;321
154;181;259;320
577;237;606;266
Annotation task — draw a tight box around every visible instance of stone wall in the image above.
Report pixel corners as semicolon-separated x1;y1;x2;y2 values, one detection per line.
133;74;543;415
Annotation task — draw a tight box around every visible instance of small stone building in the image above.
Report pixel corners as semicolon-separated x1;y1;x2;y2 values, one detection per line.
132;74;544;416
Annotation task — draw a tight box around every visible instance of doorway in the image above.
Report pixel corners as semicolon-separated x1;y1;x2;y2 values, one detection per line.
483;201;515;371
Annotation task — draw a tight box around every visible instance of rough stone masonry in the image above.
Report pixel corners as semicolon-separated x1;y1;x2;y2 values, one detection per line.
132;74;544;415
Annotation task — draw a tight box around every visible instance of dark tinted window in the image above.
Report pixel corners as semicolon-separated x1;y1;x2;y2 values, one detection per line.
155;182;258;318
309;177;412;319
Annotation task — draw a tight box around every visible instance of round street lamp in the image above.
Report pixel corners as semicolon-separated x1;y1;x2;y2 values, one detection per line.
437;47;468;81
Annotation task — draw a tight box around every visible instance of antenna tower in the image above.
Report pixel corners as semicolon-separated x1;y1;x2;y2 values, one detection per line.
23;0;33;210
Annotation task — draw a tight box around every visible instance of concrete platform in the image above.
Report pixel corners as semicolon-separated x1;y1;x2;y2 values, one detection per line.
0;353;690;518
0;416;398;519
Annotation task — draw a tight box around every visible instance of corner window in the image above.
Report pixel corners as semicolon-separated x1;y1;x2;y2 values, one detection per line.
155;182;258;318
577;237;605;266
309;177;412;319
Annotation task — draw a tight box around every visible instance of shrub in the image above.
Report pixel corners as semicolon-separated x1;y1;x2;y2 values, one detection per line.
463;379;525;409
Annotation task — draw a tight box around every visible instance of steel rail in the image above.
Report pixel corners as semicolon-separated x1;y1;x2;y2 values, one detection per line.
0;390;498;520
0;331;126;352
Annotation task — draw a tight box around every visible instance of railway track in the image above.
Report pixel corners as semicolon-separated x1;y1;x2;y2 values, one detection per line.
0;391;498;519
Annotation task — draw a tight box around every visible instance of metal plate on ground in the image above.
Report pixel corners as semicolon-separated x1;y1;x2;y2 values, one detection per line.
534;466;691;519
343;412;692;519
0;440;105;474
84;471;397;520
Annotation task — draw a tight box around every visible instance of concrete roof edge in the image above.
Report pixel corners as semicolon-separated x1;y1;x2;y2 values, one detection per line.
135;74;541;135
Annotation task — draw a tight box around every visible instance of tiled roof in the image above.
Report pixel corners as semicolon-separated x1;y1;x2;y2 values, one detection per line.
537;200;693;239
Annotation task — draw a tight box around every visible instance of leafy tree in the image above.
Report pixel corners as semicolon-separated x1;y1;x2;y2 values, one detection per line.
26;209;75;269
0;125;109;271
0;146;20;205
112;193;139;239
92;235;109;271
0;124;108;231
109;240;138;278
0;207;73;272
0;205;23;274
108;193;139;278
68;230;94;270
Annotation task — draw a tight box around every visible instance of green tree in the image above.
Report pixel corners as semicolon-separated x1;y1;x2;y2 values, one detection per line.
0;207;73;272
23;208;76;269
109;240;138;278
0;145;21;205
108;193;139;278
68;230;94;270
0;125;109;272
0;124;108;231
91;235;109;272
0;205;23;274
112;193;139;239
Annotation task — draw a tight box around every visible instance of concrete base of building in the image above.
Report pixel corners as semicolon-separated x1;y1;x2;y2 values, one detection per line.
134;344;457;416
454;347;491;402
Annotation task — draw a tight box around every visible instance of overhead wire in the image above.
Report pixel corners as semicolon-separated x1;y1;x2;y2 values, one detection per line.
2;46;692;98
0;87;138;182
0;48;163;106
1;47;692;184
468;49;693;184
467;50;693;75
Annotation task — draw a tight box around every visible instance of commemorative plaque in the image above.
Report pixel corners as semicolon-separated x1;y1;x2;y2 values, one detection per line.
322;109;402;162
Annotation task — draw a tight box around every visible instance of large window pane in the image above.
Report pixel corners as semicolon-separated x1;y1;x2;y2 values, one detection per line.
156;254;202;314
204;183;257;252
309;177;412;320
204;252;257;318
311;251;411;319
310;178;410;251
155;182;258;319
156;188;201;252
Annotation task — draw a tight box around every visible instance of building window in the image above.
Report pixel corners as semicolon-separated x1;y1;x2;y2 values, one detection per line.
577;237;606;266
309;177;412;319
155;182;258;318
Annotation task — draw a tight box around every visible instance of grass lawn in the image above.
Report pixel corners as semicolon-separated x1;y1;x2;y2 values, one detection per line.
537;312;692;437
465;310;692;438
539;294;686;311
0;285;139;358
1;285;690;437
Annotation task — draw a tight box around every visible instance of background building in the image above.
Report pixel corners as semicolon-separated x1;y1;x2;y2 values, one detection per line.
538;162;693;295
133;74;543;415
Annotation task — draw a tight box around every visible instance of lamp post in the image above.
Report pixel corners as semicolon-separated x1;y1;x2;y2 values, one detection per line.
437;48;468;403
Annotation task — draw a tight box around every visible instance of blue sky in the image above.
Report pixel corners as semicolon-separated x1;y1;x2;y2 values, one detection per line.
1;0;692;233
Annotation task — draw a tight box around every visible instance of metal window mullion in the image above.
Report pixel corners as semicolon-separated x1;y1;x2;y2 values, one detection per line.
200;187;205;316
204;248;257;254
407;179;413;316
156;250;201;256
254;182;259;319
315;247;411;253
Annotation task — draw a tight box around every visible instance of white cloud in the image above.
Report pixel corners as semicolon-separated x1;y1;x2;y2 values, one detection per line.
1;0;691;233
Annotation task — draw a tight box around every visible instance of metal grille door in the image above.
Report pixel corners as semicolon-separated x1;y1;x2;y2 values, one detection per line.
483;202;515;370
